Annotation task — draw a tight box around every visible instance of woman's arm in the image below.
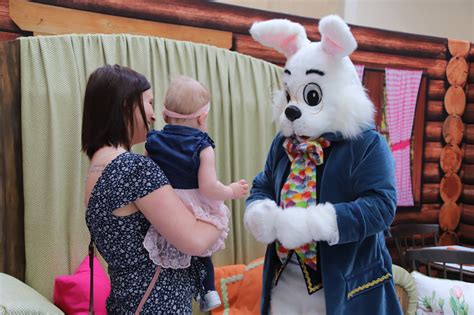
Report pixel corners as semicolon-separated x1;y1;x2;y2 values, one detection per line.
198;146;248;200
135;184;221;256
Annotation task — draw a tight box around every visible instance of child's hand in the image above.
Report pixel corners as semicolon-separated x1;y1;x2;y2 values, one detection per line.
230;179;249;199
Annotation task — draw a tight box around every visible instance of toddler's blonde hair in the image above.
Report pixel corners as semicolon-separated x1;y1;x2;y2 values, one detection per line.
164;75;210;115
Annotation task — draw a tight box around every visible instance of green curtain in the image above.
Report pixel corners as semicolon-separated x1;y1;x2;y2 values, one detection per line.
20;34;282;300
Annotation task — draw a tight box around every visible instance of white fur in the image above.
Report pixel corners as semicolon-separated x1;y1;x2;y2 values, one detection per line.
250;19;310;58
319;15;357;58
244;199;281;244
306;203;339;245
275;203;338;249
274;207;313;249
271;90;287;122
252;15;375;140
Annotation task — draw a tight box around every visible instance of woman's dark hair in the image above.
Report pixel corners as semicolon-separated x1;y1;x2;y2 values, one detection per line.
81;64;151;159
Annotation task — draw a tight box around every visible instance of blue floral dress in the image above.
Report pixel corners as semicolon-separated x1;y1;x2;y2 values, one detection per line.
86;152;206;314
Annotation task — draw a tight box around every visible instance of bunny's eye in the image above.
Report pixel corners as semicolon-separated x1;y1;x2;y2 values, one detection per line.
303;83;322;106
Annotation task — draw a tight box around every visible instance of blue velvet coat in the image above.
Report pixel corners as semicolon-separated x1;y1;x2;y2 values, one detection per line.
246;128;403;315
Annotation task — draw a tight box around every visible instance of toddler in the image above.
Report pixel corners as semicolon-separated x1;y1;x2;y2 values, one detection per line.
143;75;248;312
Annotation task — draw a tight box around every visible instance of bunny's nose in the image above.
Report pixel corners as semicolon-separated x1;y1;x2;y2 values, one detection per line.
285;105;302;122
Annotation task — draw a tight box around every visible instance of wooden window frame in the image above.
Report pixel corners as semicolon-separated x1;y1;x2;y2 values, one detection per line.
362;67;427;208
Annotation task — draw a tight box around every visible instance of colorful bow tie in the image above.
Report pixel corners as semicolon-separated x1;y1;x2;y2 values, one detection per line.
276;136;330;271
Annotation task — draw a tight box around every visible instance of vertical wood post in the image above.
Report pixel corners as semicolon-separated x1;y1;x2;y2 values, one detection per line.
439;39;470;244
0;41;25;280
0;39;25;280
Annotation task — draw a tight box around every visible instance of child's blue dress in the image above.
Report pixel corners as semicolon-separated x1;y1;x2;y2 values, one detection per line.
143;125;230;269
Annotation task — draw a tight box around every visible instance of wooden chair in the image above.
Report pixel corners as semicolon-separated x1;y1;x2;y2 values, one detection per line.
406;247;474;282
389;224;440;268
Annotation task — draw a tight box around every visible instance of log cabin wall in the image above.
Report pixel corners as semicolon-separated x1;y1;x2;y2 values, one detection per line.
463;46;474;244
1;0;473;279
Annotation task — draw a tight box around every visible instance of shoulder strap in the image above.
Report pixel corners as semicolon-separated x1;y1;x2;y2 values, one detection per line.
135;266;161;314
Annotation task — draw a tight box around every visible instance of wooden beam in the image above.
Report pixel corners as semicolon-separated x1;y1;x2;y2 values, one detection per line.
425;142;442;163
469;63;474;83
33;0;449;60
0;0;21;32
0;30;20;40
234;33;448;79
9;0;232;49
0;40;25;281
462;204;474;225
393;206;440;225
426;100;445;122
466;104;474;124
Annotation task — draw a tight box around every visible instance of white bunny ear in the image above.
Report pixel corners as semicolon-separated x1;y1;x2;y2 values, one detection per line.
319;15;357;58
250;19;310;59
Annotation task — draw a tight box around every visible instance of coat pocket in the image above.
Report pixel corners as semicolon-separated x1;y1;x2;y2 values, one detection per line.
344;261;392;300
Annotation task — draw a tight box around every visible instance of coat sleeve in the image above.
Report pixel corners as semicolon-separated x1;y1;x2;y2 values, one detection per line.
334;133;397;244
246;135;282;206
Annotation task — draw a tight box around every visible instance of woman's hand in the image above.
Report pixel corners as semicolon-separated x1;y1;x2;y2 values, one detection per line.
136;185;221;256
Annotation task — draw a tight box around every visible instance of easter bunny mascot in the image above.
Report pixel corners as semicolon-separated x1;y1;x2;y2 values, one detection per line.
244;15;402;315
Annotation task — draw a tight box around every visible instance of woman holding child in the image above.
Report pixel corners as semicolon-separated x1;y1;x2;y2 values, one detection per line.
82;65;242;313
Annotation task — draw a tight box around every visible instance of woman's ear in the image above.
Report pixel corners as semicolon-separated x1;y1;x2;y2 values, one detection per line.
198;112;209;126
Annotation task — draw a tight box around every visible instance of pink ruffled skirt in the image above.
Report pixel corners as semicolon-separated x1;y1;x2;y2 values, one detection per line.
143;189;230;269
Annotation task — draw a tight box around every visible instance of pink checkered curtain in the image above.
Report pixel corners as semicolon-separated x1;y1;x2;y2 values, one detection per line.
355;64;365;82
385;68;422;206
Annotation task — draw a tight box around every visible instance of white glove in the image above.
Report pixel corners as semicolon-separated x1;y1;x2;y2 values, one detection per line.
244;199;281;244
276;202;339;249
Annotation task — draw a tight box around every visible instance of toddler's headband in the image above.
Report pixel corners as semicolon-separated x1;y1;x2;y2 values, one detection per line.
163;103;210;119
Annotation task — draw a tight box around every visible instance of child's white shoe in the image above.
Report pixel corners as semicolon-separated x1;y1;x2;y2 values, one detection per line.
200;290;222;312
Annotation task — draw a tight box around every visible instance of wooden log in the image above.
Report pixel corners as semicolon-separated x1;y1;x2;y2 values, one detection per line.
234;34;448;79
0;31;20;41
424;142;442;162
428;79;446;100
469;63;474;83
461;204;474;225
458;223;474;244
0;40;25;280
439;201;461;231
442;115;464;145
448;39;470;58
393;205;441;225
470;44;474;61
423;183;440;204
440;144;462;174
444;85;466;116
464;184;474;204
34;0;449;59
440;173;462;202
10;0;233;49
233;33;285;64
465;144;474;164
439;231;458;245
465;104;474;124
423;162;441;183
463;164;474;184
351;51;446;80
446;57;468;87
425;121;443;142
426;100;445;121
468;84;474;103
467;124;474;144
0;0;22;32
